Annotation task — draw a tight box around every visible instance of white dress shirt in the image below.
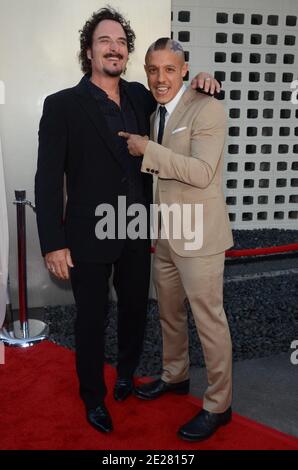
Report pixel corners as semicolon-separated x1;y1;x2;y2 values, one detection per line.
154;84;187;138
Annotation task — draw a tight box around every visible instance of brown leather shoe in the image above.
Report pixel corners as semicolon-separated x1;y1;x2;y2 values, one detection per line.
134;378;190;400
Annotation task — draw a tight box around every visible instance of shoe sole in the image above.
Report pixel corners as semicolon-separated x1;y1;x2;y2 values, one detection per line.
177;416;232;442
134;388;190;400
87;419;113;434
113;391;133;402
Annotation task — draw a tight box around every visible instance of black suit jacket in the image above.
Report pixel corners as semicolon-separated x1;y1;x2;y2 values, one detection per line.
35;77;156;263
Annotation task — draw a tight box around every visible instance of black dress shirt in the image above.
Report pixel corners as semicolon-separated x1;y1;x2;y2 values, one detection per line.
84;76;145;206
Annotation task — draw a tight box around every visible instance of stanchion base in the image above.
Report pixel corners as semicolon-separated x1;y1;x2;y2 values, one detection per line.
0;319;49;348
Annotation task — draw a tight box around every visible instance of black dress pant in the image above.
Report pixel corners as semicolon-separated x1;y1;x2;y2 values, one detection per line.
70;238;151;410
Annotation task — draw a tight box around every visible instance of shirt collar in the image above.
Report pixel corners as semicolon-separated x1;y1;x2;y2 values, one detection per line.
83;74;127;102
83;74;106;101
156;84;187;118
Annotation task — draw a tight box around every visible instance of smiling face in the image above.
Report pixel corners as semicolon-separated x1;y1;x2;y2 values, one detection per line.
145;47;188;104
87;19;129;78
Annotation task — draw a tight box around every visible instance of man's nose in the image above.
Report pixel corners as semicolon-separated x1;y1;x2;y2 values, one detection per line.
109;40;119;52
157;70;166;82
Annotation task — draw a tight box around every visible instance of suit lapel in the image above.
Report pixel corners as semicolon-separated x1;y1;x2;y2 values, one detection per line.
150;112;157;141
73;78;126;172
124;81;149;136
163;87;196;146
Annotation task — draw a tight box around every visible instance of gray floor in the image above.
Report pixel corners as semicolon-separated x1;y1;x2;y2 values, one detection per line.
225;252;298;279
189;352;298;438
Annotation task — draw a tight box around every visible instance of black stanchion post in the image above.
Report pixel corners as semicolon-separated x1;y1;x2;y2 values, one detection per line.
15;190;29;338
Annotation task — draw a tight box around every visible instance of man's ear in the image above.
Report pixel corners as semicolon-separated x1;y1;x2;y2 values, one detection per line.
182;62;189;78
87;48;92;61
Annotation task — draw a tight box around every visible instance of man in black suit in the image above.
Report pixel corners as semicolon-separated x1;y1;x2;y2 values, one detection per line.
35;7;219;434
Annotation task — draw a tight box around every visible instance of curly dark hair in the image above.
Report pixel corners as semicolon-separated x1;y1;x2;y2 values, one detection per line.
79;6;136;75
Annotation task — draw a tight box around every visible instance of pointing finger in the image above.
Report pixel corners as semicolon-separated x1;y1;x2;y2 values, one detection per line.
118;131;130;139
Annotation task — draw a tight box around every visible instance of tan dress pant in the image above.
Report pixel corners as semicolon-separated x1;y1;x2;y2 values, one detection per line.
153;237;232;413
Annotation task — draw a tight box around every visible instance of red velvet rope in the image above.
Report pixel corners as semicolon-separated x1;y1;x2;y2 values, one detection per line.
151;243;298;257
225;243;298;258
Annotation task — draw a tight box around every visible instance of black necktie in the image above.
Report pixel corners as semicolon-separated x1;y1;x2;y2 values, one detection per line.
157;106;167;144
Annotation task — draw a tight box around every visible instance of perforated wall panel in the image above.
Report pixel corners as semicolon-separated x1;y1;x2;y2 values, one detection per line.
172;0;298;228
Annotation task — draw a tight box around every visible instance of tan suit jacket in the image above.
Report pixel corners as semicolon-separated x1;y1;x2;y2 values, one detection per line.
141;87;233;257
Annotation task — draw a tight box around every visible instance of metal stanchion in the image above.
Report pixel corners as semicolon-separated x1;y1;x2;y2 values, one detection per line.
0;190;49;347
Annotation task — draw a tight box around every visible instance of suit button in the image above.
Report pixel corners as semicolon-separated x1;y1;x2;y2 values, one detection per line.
146;168;150;173
155;171;159;175
151;169;155;174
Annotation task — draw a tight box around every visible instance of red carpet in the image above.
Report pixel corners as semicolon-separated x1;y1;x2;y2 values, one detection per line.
0;341;297;450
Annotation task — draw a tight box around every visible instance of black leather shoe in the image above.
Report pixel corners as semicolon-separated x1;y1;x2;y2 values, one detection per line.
134;378;190;400
178;407;232;441
87;404;113;433
113;378;134;402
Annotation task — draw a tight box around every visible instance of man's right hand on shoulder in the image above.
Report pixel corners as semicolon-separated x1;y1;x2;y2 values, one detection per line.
45;249;74;280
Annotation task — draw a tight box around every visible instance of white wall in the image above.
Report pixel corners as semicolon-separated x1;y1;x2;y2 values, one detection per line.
0;0;171;308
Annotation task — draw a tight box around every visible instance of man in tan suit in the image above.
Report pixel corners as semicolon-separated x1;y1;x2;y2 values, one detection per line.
120;38;233;441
